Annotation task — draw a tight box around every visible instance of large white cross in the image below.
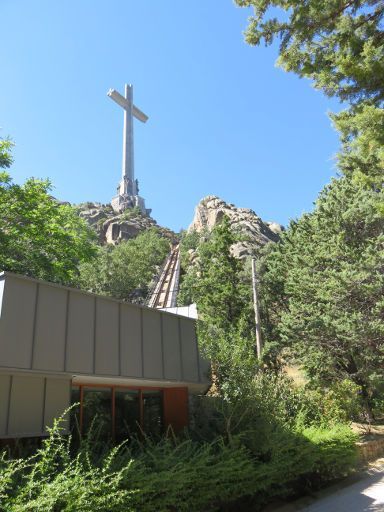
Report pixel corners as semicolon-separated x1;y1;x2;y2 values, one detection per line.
107;84;148;196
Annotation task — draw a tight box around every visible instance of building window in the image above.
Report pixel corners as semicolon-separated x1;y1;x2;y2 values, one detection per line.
82;387;112;439
143;391;163;438
115;389;140;443
71;385;163;441
70;387;81;438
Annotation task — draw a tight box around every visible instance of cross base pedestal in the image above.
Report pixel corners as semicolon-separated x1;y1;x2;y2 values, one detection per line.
111;193;151;217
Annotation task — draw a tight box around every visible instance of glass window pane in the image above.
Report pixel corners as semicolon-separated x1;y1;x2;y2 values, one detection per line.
70;387;81;438
82;387;112;440
143;391;163;438
115;389;140;442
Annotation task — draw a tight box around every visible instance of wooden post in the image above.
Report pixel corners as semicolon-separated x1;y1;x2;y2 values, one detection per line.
251;258;263;359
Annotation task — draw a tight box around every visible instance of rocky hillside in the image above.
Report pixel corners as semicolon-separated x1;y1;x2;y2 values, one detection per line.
76;196;283;259
188;195;283;258
76;202;177;245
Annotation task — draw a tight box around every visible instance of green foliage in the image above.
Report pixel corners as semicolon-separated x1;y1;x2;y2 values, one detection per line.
0;137;14;169
259;175;384;413
0;399;357;512
236;0;384;105
189;217;248;330
0;170;97;285
236;0;384;417
236;0;384;190
296;380;363;426
0;414;257;512
258;423;357;496
179;228;210;256
204;373;359;438
120;206;142;220
177;228;204;305
179;217;257;397
372;397;384;418
301;424;358;481
190;374;358;505
332;104;384;186
78;228;169;302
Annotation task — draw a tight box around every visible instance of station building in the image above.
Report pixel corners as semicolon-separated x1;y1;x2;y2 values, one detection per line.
0;272;210;440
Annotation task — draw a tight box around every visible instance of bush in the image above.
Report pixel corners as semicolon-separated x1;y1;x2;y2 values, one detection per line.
0;381;358;512
302;424;358;482
0;425;357;512
296;380;363;426
0;420;256;512
189;373;358;507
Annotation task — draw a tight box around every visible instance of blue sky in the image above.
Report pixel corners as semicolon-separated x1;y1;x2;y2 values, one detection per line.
1;1;341;232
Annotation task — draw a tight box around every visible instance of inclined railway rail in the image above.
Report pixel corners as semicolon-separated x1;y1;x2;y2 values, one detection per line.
147;244;180;309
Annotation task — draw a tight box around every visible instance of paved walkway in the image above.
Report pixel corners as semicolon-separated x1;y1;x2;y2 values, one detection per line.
299;463;384;512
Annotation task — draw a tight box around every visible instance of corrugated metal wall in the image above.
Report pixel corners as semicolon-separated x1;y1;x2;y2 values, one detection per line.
0;373;71;438
0;273;210;385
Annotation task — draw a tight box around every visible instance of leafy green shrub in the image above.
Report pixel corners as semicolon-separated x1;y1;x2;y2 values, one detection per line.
238;373;362;429
190;373;359;454
372;397;384;419
0;393;358;512
0;418;256;512
299;380;363;425
302;424;358;483
125;438;256;512
189;375;358;508
189;403;357;505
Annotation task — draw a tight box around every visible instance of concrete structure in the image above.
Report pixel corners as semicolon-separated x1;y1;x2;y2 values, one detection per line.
108;84;151;216
162;304;198;320
0;272;210;439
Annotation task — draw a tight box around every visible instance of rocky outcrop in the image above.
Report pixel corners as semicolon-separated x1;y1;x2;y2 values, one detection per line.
188;195;283;258
266;221;285;236
76;196;283;255
76;202;177;245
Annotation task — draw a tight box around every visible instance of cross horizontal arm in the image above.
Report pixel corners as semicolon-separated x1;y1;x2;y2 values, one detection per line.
132;105;148;123
107;89;148;123
107;89;128;110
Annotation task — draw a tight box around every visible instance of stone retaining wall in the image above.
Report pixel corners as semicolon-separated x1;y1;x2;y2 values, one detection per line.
357;436;384;463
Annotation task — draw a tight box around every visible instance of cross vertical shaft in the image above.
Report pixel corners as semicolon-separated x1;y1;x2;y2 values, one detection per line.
122;84;135;195
108;83;150;215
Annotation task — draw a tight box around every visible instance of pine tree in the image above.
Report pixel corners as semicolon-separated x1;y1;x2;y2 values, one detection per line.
260;176;384;413
236;0;384;105
179;217;257;397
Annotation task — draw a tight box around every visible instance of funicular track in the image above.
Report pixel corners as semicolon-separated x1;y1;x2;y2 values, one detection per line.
147;244;180;309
